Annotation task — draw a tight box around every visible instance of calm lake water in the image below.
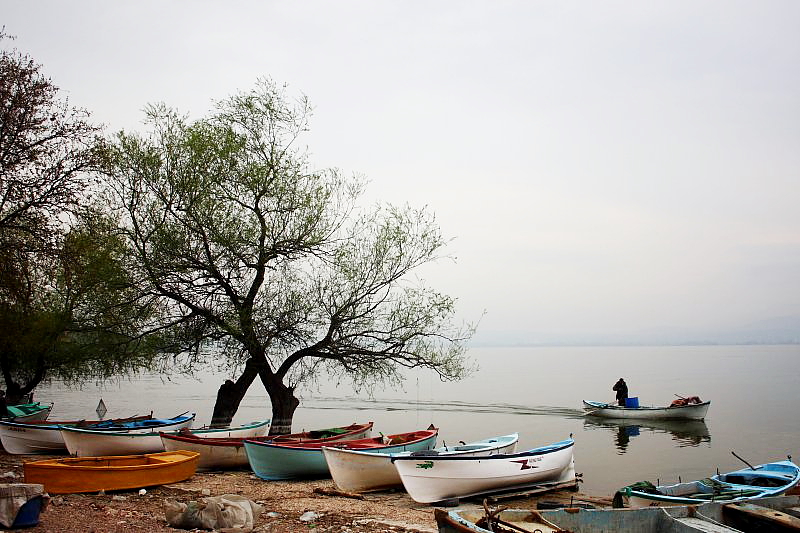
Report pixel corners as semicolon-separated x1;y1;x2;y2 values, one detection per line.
39;344;800;496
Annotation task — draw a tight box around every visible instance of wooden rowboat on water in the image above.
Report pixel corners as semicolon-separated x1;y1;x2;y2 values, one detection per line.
245;427;436;481
582;399;711;420
23;450;200;494
392;437;577;504
616;457;800;508
323;433;519;493
160;421;371;471
0;414;157;455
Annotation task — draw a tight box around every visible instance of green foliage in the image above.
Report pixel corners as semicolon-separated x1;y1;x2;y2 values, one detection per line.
102;78;475;424
0;34;163;399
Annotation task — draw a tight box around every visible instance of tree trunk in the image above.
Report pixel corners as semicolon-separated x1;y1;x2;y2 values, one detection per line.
266;385;300;435
1;378;39;405
208;357;300;434
258;370;300;435
209;361;260;428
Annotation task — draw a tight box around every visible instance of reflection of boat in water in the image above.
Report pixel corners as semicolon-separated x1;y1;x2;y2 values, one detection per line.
583;417;710;452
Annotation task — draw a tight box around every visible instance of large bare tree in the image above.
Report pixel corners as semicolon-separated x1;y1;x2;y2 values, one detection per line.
103;80;474;433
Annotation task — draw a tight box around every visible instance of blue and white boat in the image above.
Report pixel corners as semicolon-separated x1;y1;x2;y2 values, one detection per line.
0;413;157;454
392;437;577;504
617;458;800;508
60;413;197;456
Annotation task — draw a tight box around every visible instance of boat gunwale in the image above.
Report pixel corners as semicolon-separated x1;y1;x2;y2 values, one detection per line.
390;437;574;463
245;429;437;452
58;414;197;437
321;433;519;459
622;459;800;505
27;450;200;471
0;414;156;430
583;400;711;411
159;433;249;446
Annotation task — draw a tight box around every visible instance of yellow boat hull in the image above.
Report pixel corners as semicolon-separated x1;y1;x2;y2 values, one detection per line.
23;450;199;494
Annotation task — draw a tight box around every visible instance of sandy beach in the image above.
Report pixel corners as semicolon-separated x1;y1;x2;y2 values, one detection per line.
1;452;612;532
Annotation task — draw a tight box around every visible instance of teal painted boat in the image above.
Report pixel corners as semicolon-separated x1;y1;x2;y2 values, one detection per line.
4;402;53;422
245;428;438;480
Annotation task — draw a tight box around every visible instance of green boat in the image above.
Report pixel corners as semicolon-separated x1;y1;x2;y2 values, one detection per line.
4;402;53;422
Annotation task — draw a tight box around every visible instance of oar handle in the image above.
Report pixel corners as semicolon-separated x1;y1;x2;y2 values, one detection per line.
731;450;759;470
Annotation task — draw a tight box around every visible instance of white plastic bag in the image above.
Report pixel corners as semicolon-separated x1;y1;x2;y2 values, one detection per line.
165;493;263;532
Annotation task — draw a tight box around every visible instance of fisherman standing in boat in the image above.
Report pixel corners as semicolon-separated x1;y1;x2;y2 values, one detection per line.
613;378;628;406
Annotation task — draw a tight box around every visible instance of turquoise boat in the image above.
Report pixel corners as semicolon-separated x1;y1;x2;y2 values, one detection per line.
4;402;53;422
245;428;438;480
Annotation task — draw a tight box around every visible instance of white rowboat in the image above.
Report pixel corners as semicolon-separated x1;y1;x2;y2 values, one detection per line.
60;413;197;456
323;433;519;493
159;420;272;470
392;437;576;504
0;414;157;455
60;417;270;457
582;400;710;420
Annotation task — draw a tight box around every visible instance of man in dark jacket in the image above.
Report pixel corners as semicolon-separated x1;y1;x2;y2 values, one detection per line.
613;378;628;406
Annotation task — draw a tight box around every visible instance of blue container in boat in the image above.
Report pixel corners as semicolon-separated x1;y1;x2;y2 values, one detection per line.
625;397;639;408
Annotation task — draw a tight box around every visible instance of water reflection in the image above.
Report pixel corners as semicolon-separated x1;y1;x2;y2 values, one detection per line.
583;417;711;453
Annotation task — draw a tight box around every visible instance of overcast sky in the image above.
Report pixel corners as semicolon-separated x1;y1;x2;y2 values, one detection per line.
4;1;799;344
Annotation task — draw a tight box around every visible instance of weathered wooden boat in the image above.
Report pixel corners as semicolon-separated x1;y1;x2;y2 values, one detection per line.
616;458;800;508
3;402;53;423
60;413;197;456
246;427;437;480
263;421;374;444
323;433;519;493
392;437;576;504
436;496;800;533
434;506;711;533
582;399;710;420
160;434;250;471
0;414;156;455
23;450;200;494
160;420;368;471
180;419;270;438
713;495;800;531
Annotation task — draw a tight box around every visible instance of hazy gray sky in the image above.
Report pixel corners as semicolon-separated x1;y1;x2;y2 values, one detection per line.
5;1;799;344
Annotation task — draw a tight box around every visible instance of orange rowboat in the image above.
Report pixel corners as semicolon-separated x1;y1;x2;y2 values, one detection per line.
23;450;199;494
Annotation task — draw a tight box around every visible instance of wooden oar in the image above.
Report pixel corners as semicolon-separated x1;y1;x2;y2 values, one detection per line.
731;450;760;470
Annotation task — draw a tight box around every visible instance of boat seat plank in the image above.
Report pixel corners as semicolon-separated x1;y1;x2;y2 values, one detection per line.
784;506;800;519
723;502;800;530
673;517;744;532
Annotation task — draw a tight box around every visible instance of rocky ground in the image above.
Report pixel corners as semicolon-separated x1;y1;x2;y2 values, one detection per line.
1;452;613;532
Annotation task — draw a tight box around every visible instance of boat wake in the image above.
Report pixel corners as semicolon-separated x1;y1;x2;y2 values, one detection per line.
298;396;586;418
